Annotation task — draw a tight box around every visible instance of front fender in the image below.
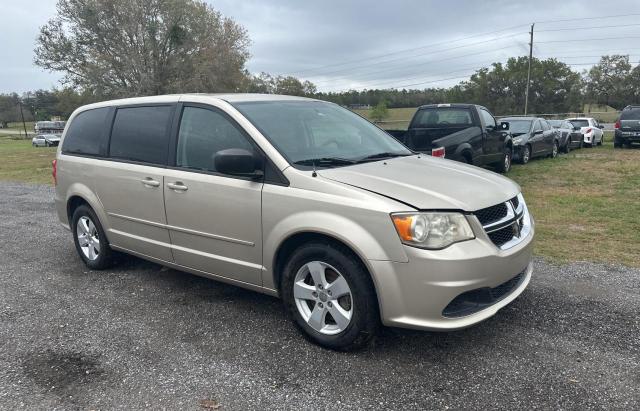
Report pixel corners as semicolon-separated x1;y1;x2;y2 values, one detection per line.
262;210;408;290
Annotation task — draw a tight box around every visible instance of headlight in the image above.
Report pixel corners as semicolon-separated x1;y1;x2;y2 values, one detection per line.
391;212;475;249
512;137;523;144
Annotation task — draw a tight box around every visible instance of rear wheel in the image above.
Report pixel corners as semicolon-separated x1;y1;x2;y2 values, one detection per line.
71;205;114;270
281;242;379;350
563;139;571;154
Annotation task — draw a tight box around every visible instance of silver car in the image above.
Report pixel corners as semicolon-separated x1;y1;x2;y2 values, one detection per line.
32;133;61;147
54;94;534;350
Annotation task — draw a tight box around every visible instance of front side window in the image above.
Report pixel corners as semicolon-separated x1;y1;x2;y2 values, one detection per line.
62;107;109;156
479;109;496;128
233;100;411;168
541;120;551;131
176;106;254;173
109;106;173;164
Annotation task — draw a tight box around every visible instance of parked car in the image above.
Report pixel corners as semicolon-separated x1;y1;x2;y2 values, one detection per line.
386;103;513;173
32;133;61;147
565;117;603;147
498;117;559;164
614;105;640;148
547;119;583;152
54;94;534;350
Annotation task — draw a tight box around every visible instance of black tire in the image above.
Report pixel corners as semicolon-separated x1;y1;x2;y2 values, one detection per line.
520;144;531;164
281;241;379;351
495;146;512;173
562;140;571;154
71;204;114;270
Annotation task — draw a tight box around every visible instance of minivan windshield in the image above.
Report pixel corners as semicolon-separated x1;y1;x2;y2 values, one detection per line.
234;100;412;168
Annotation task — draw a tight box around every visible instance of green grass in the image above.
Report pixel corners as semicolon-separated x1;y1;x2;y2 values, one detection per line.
508;136;640;267
0;136;56;184
1;133;639;267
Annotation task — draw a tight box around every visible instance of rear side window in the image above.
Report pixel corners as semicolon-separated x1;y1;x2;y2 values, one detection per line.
620;108;640;120
62;108;109;156
109;106;173;165
176;106;253;173
412;108;473;128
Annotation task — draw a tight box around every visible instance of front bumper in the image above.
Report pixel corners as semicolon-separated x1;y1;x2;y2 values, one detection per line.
369;215;534;331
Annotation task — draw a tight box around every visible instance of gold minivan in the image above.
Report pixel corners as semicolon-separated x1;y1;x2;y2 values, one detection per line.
55;94;534;350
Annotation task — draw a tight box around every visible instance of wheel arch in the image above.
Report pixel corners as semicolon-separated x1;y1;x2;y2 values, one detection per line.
64;184;110;241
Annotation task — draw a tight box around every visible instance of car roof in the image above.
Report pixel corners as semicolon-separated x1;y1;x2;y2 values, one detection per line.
417;103;480;109
499;117;538;121
566;117;592;120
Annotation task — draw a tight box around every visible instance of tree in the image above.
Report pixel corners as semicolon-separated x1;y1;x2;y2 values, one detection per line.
369;100;389;122
585;55;634;109
34;0;251;97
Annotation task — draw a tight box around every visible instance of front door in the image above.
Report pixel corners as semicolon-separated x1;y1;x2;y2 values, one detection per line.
163;104;263;285
478;108;503;161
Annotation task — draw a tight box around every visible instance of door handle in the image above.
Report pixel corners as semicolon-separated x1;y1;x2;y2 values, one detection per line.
167;182;188;192
141;178;160;188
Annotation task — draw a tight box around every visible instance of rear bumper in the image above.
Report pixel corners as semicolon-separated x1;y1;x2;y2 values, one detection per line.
369;219;534;331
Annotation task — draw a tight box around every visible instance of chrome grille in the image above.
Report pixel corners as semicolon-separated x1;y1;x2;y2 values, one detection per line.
474;194;530;250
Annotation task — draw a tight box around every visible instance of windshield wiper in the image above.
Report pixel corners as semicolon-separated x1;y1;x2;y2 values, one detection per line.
356;152;412;163
293;157;357;167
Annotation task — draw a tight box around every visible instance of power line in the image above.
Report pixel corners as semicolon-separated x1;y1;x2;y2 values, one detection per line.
536;23;640;32
309;42;526;86
537;35;640;44
299;32;526;79
287;24;529;76
534;12;640;24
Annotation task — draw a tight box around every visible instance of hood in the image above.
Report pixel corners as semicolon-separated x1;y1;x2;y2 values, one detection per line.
318;155;520;211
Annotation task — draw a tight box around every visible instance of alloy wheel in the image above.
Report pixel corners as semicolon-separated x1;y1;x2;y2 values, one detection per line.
293;261;353;335
76;216;100;261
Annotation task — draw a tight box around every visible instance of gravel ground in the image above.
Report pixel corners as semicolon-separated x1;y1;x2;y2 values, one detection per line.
0;181;638;410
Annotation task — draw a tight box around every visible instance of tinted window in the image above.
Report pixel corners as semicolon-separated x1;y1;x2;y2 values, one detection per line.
621;108;640;120
176;106;254;173
479;109;496;128
412;108;473;127
547;120;562;128
62;108;109;156
109;106;172;165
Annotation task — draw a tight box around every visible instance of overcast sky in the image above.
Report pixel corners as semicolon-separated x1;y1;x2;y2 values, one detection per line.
2;0;640;93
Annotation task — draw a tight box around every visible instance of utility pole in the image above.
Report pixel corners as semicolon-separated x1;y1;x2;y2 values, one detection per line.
524;23;534;115
18;101;28;139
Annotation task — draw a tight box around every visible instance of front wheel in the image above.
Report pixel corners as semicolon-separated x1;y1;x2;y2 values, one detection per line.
495;147;512;173
281;242;379;350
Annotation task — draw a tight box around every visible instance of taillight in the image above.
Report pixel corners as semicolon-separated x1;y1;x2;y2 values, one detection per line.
614;120;621;129
431;147;446;158
52;159;57;186
585;128;592;134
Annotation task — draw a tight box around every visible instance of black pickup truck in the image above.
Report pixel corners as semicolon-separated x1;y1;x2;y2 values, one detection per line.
386;103;513;173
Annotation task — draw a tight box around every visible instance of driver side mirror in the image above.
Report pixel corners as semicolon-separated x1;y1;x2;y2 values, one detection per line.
214;148;263;179
499;121;509;131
